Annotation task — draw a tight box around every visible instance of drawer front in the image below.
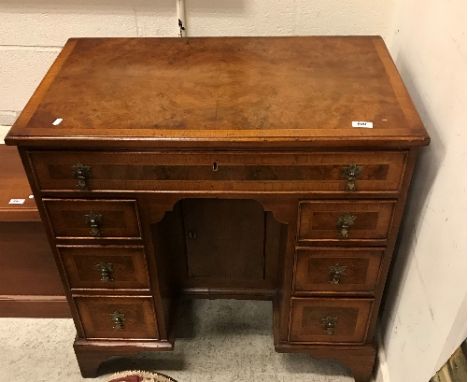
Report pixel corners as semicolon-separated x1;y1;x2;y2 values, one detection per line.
44;199;141;239
297;200;395;242
58;246;150;290
289;298;373;344
293;248;383;293
75;296;158;339
29;151;406;193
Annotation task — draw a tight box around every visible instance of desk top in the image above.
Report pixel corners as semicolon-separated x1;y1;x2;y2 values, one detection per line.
6;36;429;149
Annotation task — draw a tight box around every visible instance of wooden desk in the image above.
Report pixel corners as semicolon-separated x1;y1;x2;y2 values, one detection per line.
6;36;429;381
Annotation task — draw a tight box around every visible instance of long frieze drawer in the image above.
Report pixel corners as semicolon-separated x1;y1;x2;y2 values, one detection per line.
293;247;384;294
74;296;158;340
297;200;396;243
43;199;141;239
289;298;373;344
58;245;150;290
28;151;406;193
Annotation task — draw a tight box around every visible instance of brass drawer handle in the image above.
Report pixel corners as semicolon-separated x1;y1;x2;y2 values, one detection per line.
72;163;91;190
321;316;338;335
95;262;114;282
336;213;356;239
111;311;125;330
85;212;102;237
329;264;347;284
342;164;362;192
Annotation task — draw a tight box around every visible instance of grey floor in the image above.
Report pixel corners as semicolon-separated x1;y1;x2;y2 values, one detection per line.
0;299;354;381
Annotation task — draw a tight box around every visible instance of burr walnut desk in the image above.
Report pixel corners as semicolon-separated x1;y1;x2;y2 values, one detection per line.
6;36;429;381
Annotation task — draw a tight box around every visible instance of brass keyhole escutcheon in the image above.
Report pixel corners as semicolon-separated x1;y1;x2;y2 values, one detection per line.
212;161;219;172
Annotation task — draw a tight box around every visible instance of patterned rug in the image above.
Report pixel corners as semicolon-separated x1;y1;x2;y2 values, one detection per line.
108;370;177;382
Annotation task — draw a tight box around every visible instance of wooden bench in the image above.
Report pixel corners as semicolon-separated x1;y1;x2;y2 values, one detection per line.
0;145;69;317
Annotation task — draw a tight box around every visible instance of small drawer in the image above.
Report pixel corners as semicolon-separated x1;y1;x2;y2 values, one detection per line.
297;200;395;243
44;199;141;239
74;296;158;339
293;247;383;294
58;245;150;290
289;297;373;344
28;150;406;193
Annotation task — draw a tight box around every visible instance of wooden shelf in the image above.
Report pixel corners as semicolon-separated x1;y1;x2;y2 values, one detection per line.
0;145;39;222
0;144;68;317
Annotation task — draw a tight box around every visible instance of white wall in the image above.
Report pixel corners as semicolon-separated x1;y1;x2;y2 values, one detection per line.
0;2;466;382
376;0;466;381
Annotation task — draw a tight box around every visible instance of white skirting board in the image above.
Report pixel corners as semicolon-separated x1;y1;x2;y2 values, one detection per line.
374;333;391;382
